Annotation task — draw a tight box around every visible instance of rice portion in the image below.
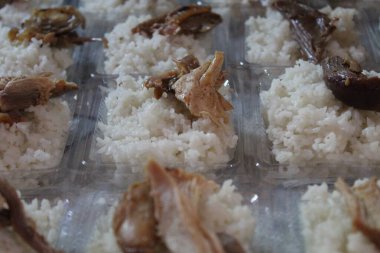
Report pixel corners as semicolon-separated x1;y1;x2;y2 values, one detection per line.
87;180;254;252
261;60;380;166
0;99;71;171
245;8;299;65
300;179;380;253
80;0;177;19
245;6;365;65
0;0;63;27
96;77;237;172
0;24;72;79
104;15;208;83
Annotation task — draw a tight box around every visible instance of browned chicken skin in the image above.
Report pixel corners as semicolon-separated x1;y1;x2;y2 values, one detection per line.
0;177;63;253
145;52;233;125
112;161;247;253
8;6;97;48
132;5;222;38
273;0;336;63
335;178;380;250
113;181;165;253
0;74;77;124
144;54;200;99
322;56;380;111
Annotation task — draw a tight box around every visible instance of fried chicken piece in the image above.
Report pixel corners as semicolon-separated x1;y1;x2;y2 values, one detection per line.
132;5;222;38
0;177;63;253
273;0;336;63
0;74;77;124
172;51;233;125
335;178;380;250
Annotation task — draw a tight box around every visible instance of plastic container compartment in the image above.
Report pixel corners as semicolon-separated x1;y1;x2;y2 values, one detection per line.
244;1;380;180
63;5;251;179
0;2;88;189
3;183;74;252
56;171;259;253
241;0;380;70
2;0;380;252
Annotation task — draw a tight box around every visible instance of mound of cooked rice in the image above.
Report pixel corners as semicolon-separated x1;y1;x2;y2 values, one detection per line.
104;15;208;83
301;179;380;253
96;76;238;172
261;60;380;166
245;6;365;65
87;179;254;252
0;24;72;79
0;99;71;170
80;0;176;19
0;0;63;27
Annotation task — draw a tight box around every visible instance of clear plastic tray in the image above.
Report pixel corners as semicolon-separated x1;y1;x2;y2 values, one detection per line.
1;0;380;252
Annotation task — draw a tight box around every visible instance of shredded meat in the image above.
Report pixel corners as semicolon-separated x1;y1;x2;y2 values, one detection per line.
132;5;222;38
0;74;77;124
112;181;166;253
144;55;200;99
0;177;63;253
145;52;232;125
147;161;225;253
112;161;247;253
272;0;336;63
8;6;98;48
172;51;233;125
335;178;380;250
322;56;380;111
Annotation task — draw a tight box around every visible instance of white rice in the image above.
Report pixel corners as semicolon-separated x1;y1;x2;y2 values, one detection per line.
261;60;380;166
0;24;73;79
0;197;65;253
104;15;208;83
96;76;238;172
245;6;365;65
0;22;73;171
0;99;71;171
0;0;63;27
80;0;177;19
300;179;380;253
23;198;66;243
87;179;255;252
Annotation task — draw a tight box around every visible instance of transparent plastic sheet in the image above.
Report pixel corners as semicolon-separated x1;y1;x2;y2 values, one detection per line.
1;0;380;252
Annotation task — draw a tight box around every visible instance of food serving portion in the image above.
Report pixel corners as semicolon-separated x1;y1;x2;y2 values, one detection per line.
0;178;65;252
301;177;380;253
245;1;365;65
0;6;93;171
0;74;77;170
88;161;254;253
261;59;380;166
104;5;221;81
8;6;93;48
97;52;237;172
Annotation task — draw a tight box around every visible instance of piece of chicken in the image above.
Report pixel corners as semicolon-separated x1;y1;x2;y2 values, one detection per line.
132;5;222;38
0;74;77;124
172;51;233;125
335;178;380;250
147;161;225;253
112;181;166;253
0;177;63;253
